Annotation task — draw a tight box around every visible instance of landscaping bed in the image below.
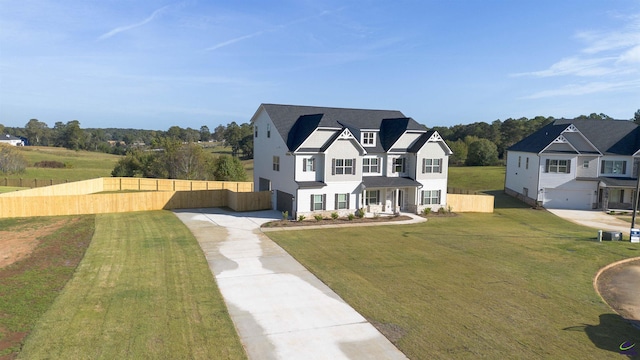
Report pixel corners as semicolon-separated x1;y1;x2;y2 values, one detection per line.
262;214;412;228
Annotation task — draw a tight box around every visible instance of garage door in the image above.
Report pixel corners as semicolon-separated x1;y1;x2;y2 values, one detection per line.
276;190;294;219
543;188;592;210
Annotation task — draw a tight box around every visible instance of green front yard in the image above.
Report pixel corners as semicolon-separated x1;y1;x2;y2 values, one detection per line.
266;193;640;359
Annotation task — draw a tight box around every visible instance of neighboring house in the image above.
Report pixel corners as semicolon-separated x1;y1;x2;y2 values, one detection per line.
251;104;452;218
505;118;640;210
0;135;24;146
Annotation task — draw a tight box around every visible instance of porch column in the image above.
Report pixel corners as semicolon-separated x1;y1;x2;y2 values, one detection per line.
395;188;400;214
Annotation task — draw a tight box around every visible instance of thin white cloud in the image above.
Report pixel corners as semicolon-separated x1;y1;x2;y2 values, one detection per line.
204;31;265;51
512;56;620;77
204;9;335;51
514;13;640;78
98;5;170;40
521;78;640;99
515;12;640;99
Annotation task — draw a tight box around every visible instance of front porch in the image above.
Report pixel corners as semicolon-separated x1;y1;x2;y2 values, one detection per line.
360;176;444;215
361;176;421;215
597;177;639;211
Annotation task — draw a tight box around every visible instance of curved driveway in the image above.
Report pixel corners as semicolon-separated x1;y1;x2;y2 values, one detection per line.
547;209;633;236
174;208;407;360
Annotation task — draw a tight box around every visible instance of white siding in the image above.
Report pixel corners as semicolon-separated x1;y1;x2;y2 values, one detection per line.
252;108;298;209
324;138;363;183
505;151;541;200
295;155;324;182
297;182;361;217
415;142;448;181
576;156;599;178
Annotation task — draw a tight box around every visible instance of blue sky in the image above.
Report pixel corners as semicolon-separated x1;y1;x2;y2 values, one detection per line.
1;0;639;131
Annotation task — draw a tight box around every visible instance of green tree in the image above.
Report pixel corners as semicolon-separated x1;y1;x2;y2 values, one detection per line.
172;143;210;180
0;145;28;174
166;126;184;140
213;155;247;181
446;139;467;166
200;125;211;142
213;125;225;142
224;122;242;156
64;120;85;150
184;127;200;143
466;139;499;166
238;123;253;158
633;109;640;125
25;119;49;146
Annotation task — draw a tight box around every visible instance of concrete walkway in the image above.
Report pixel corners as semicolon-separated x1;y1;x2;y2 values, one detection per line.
173;208;407;360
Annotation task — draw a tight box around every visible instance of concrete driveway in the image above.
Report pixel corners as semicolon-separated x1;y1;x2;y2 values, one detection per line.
173;208;407;360
546;209;633;237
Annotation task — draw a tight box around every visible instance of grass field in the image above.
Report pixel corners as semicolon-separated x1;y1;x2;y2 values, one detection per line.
3;146;120;181
17;211;245;359
448;166;505;192
0;215;95;358
266;193;640;359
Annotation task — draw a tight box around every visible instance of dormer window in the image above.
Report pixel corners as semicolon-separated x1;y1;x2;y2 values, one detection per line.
362;132;376;146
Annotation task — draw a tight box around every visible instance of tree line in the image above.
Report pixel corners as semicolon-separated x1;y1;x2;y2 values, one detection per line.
0;119;254;158
433;110;640;166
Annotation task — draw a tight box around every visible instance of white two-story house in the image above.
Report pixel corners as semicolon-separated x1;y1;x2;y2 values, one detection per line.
505;118;640;210
251;104;452;218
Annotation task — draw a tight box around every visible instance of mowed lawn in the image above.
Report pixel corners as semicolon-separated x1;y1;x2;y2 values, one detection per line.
19;211;245;359
266;193;640;359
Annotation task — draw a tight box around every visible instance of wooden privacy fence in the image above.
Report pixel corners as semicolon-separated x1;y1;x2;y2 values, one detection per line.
0;177;253;197
0;190;271;218
447;193;494;213
0;177;270;218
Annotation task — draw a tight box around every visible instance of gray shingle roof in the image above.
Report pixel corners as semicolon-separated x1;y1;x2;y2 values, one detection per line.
508;119;640;155
362;176;422;188
259;104;424;152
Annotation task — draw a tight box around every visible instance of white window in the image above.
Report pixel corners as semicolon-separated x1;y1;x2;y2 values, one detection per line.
272;156;280;171
362;158;379;173
267;124;271;138
362;132;376;146
583;160;589;168
254;125;258;138
365;190;379;205
525;157;529;170
311;194;325;211
303;158;315;172
601;160;626;175
518;156;521;168
335;193;349;209
333;158;355;175
421;190;441;205
422;158;442;173
393;157;405;173
545;159;570;174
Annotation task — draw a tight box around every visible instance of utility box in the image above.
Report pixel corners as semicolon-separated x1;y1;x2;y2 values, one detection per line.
631;229;640;243
602;231;622;241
